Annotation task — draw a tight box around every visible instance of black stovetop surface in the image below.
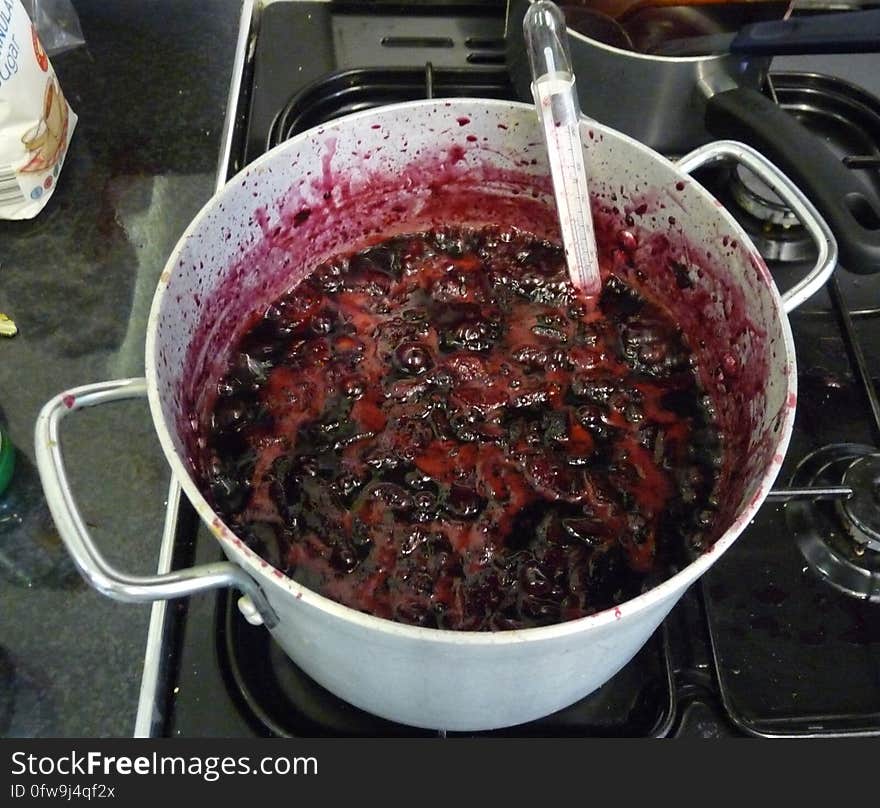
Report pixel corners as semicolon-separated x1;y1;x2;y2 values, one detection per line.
154;1;880;738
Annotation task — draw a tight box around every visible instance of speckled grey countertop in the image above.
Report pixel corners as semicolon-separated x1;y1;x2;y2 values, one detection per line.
0;0;239;737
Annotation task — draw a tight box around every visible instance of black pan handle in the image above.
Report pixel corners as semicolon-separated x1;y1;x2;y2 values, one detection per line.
731;10;880;57
705;86;880;275
658;10;880;57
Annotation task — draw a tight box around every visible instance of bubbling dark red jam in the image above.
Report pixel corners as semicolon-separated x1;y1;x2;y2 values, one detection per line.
197;226;723;631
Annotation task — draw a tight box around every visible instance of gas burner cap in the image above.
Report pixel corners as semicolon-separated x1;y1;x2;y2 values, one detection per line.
715;165;814;264
786;443;880;602
839;454;880;551
736;219;815;264
730;165;802;229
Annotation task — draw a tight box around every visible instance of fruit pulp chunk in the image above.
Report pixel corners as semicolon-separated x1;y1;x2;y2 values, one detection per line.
199;226;722;631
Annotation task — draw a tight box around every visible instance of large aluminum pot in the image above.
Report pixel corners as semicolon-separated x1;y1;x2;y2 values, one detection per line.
35;99;836;731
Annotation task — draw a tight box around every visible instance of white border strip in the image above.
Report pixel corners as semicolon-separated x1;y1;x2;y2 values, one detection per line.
214;0;258;193
133;480;184;738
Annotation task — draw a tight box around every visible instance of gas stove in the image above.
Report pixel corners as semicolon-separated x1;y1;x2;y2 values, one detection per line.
135;0;880;738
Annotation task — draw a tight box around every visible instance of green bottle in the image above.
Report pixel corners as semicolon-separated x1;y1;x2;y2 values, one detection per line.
0;419;14;496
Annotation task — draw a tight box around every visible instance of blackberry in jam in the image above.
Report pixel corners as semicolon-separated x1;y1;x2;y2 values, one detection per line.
197;226;722;631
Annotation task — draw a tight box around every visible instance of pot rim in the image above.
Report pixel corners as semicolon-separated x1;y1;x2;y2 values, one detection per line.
145;97;797;645
565;20;734;65
517;0;739;64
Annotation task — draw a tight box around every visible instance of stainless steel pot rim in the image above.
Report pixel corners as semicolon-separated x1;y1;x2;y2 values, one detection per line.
515;0;732;63
565;23;731;64
145;97;798;644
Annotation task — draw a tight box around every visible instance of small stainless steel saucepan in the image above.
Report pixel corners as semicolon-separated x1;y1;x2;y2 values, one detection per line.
506;1;880;273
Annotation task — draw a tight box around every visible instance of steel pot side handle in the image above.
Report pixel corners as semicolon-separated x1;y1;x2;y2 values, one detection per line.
33;378;279;628
676;139;838;312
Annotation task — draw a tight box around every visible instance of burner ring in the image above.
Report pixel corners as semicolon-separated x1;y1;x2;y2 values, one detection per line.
839;454;880;551
730;165;802;228
712;166;815;264
786;443;880;602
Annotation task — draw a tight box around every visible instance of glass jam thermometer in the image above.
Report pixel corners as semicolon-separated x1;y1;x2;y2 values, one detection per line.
524;1;602;296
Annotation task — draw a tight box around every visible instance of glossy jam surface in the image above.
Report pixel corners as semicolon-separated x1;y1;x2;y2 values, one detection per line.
198;227;722;630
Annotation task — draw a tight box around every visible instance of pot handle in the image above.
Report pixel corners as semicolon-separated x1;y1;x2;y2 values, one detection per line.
33;378;279;628
675;140;838;313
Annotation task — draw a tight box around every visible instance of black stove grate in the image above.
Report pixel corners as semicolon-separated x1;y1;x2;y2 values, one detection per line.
268;65;514;150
